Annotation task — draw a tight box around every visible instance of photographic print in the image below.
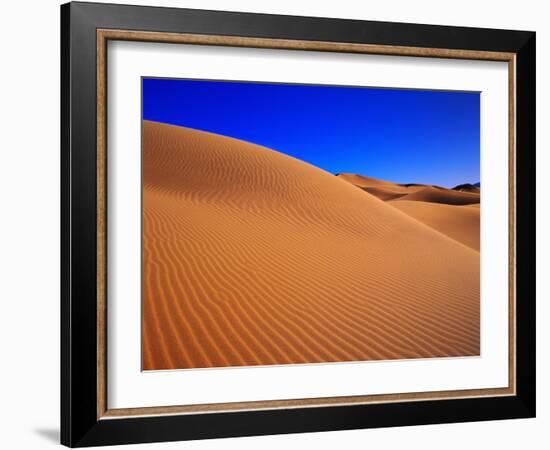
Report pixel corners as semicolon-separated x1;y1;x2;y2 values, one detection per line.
62;7;535;444
141;78;481;371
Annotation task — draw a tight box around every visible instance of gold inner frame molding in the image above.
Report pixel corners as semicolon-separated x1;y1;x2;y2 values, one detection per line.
96;28;517;420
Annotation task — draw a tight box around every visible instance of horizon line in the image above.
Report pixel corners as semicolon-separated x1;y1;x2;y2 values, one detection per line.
142;119;479;189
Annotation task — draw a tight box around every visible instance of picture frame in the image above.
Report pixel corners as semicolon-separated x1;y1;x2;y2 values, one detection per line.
61;1;536;447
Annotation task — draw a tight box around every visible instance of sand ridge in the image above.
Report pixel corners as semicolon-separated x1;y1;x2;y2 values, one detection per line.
397;185;480;205
337;173;480;250
142;121;480;370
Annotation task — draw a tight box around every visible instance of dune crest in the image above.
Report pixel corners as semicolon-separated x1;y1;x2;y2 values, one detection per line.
337;173;480;250
336;173;436;202
143;121;480;370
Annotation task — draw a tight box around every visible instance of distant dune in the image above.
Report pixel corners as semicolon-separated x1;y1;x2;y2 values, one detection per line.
338;173;480;251
357;186;408;201
389;200;480;251
398;186;480;205
142;121;480;370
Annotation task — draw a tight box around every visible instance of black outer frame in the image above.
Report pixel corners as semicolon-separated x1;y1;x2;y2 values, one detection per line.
61;1;536;447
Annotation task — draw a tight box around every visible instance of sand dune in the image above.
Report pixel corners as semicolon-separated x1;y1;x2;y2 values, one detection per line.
336;173;434;202
398;186;480;205
389;200;480;251
337;173;480;250
142;121;480;370
359;186;408;201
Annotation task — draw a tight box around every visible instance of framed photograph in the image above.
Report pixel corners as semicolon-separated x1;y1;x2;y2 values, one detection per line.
61;2;536;447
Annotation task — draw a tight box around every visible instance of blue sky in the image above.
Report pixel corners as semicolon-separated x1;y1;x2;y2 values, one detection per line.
143;78;480;188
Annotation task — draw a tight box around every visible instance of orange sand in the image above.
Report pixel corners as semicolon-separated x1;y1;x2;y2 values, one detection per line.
390;200;480;251
142;121;480;370
397;186;480;205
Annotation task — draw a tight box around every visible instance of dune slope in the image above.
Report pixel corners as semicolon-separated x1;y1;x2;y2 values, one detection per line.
142;121;480;370
336;173;433;202
390;200;480;251
360;186;408;201
336;173;403;189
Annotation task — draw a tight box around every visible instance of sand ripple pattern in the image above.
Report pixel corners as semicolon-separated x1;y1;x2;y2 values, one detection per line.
142;121;480;370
